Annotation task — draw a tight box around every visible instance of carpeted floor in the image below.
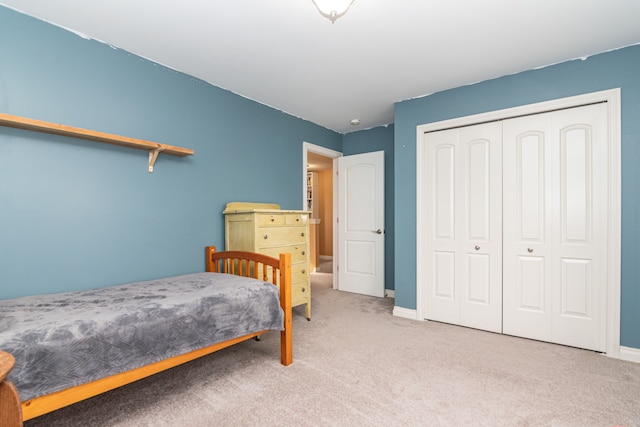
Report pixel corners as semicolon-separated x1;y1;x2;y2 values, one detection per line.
24;262;640;426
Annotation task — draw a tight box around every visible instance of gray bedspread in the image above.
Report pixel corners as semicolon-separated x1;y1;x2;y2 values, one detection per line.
0;272;284;401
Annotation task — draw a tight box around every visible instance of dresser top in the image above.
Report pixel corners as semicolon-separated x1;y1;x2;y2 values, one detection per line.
223;201;309;215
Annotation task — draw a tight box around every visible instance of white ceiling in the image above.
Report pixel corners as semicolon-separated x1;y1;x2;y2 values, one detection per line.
2;0;640;134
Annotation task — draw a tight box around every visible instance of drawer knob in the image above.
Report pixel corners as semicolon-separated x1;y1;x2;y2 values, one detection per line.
301;232;305;237
263;235;268;239
301;287;306;292
301;269;306;274
301;251;305;255
270;218;275;222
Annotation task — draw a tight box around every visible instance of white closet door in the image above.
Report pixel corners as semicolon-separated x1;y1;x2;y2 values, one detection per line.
424;122;502;332
502;103;608;351
424;127;459;325
502;115;553;341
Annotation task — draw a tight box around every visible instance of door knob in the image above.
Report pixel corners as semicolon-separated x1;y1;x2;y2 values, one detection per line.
374;229;383;234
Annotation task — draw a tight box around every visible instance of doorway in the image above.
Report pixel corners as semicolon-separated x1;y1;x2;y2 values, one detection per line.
303;142;341;287
422;103;608;351
303;143;386;298
416;89;621;357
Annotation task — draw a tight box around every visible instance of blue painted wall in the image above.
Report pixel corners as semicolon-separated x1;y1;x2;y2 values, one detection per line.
394;44;640;349
342;125;395;290
4;4;638;350
0;6;341;299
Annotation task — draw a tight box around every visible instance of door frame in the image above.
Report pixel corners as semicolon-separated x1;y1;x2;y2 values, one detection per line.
415;89;621;358
303;142;342;287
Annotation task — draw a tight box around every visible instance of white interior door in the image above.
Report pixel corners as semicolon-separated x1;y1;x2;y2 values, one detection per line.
424;123;503;332
503;103;608;352
336;151;385;297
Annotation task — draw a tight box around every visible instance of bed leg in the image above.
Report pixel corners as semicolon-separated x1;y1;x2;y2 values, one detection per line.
279;253;293;366
0;352;23;427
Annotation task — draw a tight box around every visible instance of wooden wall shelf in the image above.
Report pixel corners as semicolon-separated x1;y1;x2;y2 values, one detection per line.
0;112;194;172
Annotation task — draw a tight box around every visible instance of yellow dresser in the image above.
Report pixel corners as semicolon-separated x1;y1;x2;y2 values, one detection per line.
223;202;311;319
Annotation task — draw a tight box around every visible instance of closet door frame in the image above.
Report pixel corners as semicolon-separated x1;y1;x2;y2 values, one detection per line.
416;88;621;359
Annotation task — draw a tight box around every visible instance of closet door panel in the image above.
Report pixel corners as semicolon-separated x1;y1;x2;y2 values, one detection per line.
465;253;490;304
435;145;456;240
561;126;592;243
561;258;591;318
434;251;456;300
459;125;502;332
425;130;461;324
503;119;553;341
504;104;607;351
552;105;607;351
424;123;502;333
464;138;492;310
517;132;546;242
467;140;491;240
517;255;546;312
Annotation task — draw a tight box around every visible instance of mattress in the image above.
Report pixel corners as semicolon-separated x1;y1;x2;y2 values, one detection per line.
0;272;284;401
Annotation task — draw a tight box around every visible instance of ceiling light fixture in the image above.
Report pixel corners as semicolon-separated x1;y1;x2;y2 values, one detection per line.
312;0;355;23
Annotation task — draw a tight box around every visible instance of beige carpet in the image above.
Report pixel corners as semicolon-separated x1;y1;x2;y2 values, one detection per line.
25;263;640;426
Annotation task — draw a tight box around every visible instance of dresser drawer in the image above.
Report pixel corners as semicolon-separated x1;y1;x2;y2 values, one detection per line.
291;262;310;283
259;245;308;264
257;213;308;227
257;227;306;247
291;281;310;304
257;214;286;227
285;213;308;225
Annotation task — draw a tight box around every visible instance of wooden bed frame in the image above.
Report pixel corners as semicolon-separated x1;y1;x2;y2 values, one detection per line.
0;246;292;425
0;351;21;427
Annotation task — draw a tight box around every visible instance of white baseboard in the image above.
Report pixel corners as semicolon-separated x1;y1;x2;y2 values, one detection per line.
619;346;640;364
390;306;639;363
385;289;395;298
393;306;418;320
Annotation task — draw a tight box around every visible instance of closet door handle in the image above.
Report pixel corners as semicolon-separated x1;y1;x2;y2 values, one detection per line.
373;229;383;234
475;245;480;251
527;248;533;253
